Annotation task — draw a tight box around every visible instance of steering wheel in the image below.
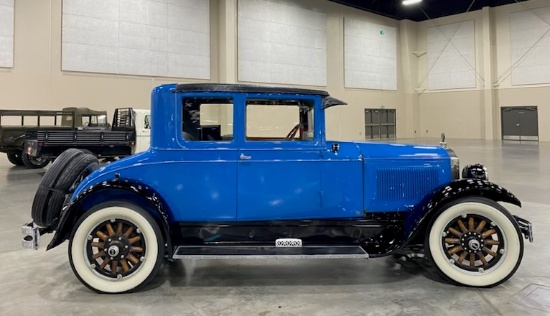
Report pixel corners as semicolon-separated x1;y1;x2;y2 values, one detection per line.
286;123;302;139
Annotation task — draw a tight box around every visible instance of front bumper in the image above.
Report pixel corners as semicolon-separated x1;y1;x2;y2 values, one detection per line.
514;215;534;242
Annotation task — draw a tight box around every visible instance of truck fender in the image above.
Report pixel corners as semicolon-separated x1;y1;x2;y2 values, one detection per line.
403;179;521;244
46;178;173;255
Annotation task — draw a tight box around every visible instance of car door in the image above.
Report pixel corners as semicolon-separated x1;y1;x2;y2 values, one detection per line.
163;94;238;222
236;96;323;221
320;142;363;219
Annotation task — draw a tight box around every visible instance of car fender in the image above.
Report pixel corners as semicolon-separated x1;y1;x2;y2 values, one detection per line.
403;178;521;245
46;177;173;253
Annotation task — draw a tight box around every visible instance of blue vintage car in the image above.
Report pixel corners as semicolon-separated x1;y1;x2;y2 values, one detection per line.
23;83;533;293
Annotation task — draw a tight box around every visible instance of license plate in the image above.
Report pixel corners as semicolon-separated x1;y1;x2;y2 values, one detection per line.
275;238;302;247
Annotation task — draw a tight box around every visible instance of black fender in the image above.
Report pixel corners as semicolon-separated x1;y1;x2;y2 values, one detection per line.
402;178;521;246
46;177;173;255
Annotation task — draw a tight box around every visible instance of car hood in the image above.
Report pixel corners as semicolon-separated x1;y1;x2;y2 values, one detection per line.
331;140;450;160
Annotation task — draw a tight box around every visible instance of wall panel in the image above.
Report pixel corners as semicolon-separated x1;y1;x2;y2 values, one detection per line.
344;17;397;90
427;20;476;90
61;0;210;79
0;0;14;67
237;0;327;86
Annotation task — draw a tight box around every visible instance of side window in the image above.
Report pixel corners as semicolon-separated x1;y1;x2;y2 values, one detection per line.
181;97;234;141
89;115;107;126
62;114;73;127
245;99;314;141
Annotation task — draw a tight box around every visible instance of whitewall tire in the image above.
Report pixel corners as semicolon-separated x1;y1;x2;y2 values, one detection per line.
425;197;523;287
68;202;163;293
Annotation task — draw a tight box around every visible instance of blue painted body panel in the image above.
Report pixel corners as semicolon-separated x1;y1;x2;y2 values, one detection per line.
237;149;323;220
354;142;452;212
319;142;363;218
72;84;453;224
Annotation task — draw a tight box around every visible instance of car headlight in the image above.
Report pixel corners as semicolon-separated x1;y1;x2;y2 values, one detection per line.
446;148;460;180
462;164;488;181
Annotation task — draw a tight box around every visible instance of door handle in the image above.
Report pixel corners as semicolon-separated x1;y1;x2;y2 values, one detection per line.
240;153;251;160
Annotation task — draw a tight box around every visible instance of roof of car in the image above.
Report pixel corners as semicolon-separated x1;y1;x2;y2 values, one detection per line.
175;83;330;96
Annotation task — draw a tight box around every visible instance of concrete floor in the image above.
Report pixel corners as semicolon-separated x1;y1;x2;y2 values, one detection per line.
0;139;549;315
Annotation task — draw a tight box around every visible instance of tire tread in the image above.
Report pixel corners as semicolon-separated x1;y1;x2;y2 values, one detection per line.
31;149;98;227
424;196;524;288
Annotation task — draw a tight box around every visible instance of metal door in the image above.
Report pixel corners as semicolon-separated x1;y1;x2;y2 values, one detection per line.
237;147;323;220
501;107;538;141
365;109;396;139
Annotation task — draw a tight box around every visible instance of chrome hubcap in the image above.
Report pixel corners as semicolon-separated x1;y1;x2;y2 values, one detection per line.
108;246;120;257
468;239;481;251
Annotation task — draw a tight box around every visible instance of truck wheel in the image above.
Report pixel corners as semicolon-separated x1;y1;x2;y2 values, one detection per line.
31;149;99;227
68;202;163;293
79;149;94;155
6;152;24;166
21;152;50;169
425;197;524;287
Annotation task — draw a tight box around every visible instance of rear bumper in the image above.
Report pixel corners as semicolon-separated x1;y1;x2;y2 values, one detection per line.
514;215;534;242
21;222;51;250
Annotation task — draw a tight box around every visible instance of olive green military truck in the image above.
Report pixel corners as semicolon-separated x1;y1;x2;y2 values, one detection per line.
0;107;108;168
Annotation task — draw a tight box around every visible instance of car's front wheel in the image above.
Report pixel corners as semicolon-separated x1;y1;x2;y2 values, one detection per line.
425;197;524;287
69;202;164;293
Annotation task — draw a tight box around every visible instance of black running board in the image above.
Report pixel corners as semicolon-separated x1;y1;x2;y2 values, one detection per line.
173;245;369;259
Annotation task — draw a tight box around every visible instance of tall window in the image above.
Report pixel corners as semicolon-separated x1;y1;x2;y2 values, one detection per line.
245;99;314;141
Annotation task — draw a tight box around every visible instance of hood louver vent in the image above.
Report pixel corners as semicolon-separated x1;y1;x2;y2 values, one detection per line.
376;167;439;202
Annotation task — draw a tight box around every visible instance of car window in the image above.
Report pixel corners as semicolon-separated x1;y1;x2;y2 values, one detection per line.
181;97;233;141
245;99;314;141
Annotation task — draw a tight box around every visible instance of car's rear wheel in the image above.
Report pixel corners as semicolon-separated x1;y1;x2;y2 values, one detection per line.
68;202;163;293
425;197;523;287
6;152;24;166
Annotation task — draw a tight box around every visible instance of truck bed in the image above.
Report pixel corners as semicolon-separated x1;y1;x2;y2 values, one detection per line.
32;130;134;146
0;126;73;151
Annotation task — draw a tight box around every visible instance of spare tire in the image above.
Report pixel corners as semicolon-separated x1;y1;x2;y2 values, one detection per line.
32;149;99;227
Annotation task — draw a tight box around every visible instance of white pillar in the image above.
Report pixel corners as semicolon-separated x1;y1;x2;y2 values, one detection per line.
218;0;237;84
399;20;420;139
481;6;497;140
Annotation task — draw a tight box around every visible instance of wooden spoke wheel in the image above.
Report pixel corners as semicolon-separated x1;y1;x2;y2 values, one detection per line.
69;202;163;293
442;214;505;272
425;197;524;287
86;219;146;279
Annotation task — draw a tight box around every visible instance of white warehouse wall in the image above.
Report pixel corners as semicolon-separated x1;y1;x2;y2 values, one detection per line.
0;0;549;141
0;0;405;141
414;0;550;141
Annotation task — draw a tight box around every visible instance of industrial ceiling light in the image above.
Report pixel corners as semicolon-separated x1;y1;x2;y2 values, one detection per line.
403;0;422;5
